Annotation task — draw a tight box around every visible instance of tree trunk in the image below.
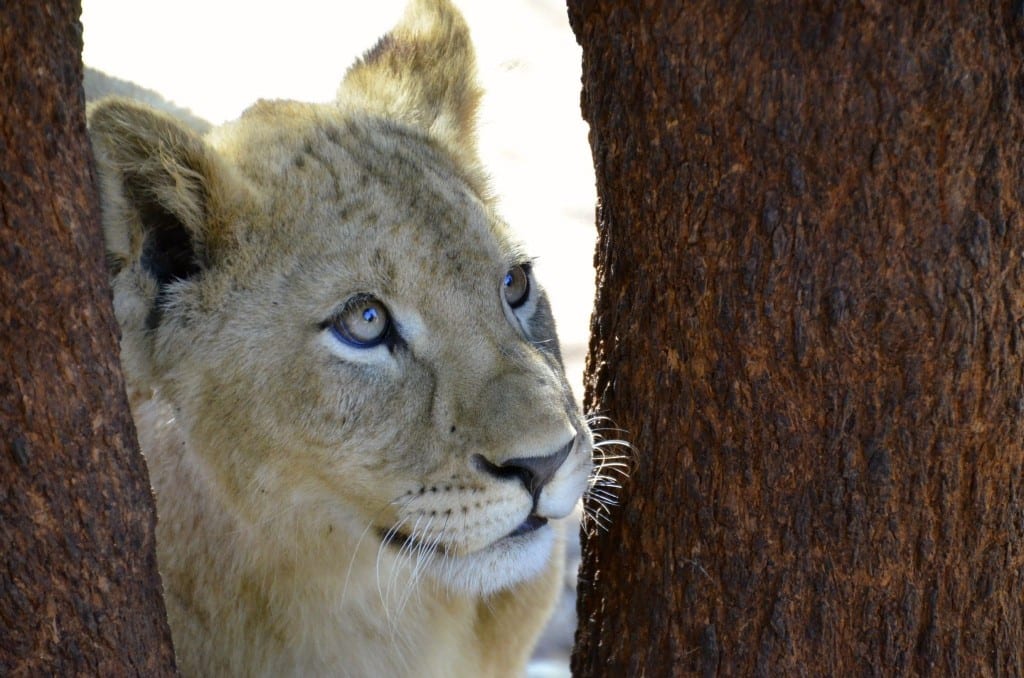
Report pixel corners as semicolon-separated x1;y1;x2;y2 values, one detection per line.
570;2;1024;675
0;3;177;674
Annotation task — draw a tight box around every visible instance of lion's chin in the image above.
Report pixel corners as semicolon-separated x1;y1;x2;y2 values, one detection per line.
380;520;557;597
441;523;557;596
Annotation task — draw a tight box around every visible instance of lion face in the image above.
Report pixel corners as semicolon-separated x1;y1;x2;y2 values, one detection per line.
89;0;591;598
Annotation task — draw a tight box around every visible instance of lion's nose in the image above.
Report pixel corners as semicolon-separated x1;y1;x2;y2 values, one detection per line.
472;436;575;500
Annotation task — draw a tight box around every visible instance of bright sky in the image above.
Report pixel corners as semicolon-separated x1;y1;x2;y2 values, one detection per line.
81;0;597;397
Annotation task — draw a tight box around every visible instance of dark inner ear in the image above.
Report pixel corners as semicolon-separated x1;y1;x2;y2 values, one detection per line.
133;196;203;331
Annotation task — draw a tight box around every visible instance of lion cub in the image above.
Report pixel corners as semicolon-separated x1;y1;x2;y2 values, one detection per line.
88;0;592;675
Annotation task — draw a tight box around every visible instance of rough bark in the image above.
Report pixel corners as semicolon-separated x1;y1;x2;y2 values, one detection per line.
0;2;177;674
570;2;1024;675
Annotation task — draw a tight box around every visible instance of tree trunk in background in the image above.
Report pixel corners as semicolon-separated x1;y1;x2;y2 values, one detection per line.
0;3;176;674
570;2;1024;674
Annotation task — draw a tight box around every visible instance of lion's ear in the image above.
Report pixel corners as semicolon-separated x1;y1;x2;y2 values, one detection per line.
89;98;250;388
90;98;226;281
337;0;482;169
89;99;245;325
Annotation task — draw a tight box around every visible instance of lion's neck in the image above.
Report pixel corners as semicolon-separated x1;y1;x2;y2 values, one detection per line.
132;396;551;677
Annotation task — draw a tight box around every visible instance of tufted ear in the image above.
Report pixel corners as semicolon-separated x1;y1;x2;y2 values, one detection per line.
89;98;249;389
338;0;482;170
88;99;245;326
90;98;223;281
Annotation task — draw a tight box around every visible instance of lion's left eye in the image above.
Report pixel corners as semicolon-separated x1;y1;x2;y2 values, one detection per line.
502;265;530;309
328;295;391;348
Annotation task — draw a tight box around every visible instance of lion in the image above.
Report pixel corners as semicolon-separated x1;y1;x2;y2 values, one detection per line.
87;0;595;675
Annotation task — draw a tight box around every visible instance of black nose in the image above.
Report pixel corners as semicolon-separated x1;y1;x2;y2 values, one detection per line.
472;437;575;499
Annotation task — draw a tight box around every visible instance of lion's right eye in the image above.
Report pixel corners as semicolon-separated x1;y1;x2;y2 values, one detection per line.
502;264;531;309
328;295;391;348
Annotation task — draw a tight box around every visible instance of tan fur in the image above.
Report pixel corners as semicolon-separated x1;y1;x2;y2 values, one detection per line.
88;1;591;676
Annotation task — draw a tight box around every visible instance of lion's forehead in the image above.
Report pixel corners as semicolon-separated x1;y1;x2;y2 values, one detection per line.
224;109;488;231
219;113;520;324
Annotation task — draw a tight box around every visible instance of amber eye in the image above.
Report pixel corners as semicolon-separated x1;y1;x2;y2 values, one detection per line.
503;265;530;309
328;295;391;348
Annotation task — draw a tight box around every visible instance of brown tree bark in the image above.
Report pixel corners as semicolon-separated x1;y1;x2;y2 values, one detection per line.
570;2;1024;675
0;3;176;674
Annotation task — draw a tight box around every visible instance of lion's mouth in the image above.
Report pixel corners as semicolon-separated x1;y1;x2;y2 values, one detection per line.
378;527;438;554
379;514;548;554
506;514;548;537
